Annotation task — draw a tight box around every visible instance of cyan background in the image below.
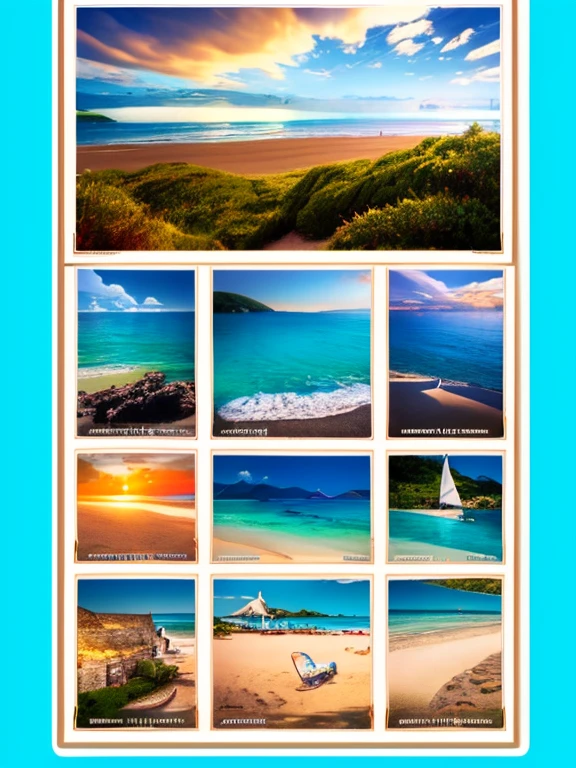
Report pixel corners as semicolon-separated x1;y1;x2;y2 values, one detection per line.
4;0;574;762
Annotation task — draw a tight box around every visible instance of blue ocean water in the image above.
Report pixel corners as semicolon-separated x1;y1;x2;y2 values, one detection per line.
153;613;195;638
389;311;503;391
214;498;371;556
213;311;371;420
222;615;370;632
77;116;501;146
78;311;195;383
389;509;503;561
389;610;501;637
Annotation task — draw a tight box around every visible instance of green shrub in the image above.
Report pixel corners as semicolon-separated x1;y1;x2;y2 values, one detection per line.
76;677;157;726
136;659;156;679
326;193;500;251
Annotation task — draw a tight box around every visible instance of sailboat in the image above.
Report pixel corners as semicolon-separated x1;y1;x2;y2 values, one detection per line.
440;455;474;523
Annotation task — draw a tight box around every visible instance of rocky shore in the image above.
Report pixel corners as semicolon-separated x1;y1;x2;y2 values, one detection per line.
429;652;502;715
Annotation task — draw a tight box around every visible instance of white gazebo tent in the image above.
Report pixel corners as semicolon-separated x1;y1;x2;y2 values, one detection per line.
229;591;272;629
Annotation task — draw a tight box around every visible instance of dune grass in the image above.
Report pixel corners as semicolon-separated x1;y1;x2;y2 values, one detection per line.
76;124;500;251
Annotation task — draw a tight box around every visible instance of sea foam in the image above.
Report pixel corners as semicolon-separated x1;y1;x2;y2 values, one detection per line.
217;383;371;422
77;364;140;379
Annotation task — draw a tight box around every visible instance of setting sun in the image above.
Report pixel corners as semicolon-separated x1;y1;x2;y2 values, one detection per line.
122;484;129;492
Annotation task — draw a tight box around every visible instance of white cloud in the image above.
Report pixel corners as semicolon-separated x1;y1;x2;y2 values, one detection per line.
238;470;253;482
455;71;463;75
402;299;424;304
304;68;332;78
438;56;445;61
215;596;237;600
367;61;382;69
240;596;256;600
414;291;433;299
88;299;107;312
451;65;500;85
465;39;500;61
342;43;360;54
431;36;444;45
393;39;425;57
386;18;433;45
419;75;433;81
78;269;138;309
405;72;415;76
142;296;163;306
441;28;475;52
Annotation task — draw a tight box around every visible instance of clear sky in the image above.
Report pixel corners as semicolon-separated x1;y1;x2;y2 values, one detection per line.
77;7;500;118
389;580;501;613
214;579;370;616
396;454;502;484
78;269;195;312
214;454;370;496
78;579;196;614
214;269;371;311
389;269;504;311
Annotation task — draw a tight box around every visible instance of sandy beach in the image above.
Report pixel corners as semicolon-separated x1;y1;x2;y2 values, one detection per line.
77;135;427;175
389;378;503;437
388;625;502;728
213;633;372;729
77;499;196;561
214;404;371;439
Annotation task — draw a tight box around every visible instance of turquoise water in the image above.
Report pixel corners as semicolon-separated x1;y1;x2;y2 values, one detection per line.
389;311;503;391
389;509;502;561
77;116;501;146
78;312;195;383
214;499;371;556
213;311;370;420
389;610;500;637
153;613;195;639
222;615;370;632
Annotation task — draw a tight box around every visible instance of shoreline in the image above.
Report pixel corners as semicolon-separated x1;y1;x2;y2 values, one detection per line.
77;135;428;175
389;622;501;652
214;404;371;438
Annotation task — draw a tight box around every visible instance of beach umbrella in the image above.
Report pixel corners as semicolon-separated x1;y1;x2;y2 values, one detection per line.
229;591;272;630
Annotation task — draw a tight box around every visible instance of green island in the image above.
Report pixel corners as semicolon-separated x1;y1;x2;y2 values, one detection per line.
76;659;179;726
213;291;274;313
76;123;500;251
77;110;116;123
426;579;502;596
389;455;502;510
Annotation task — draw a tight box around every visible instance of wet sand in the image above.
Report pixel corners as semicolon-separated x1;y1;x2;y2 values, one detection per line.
213;633;372;729
77;499;196;561
77;135;428;175
214;404;371;439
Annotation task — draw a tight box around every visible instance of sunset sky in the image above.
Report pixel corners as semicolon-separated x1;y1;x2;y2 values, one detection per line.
77;454;195;497
389;269;504;311
77;6;500;118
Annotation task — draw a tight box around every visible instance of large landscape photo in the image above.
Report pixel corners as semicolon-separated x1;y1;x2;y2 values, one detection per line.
213;269;372;438
213;454;371;563
388;269;504;438
77;269;196;437
213;579;372;729
76;6;502;252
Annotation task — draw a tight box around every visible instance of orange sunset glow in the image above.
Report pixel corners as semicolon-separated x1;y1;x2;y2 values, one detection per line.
77;455;195;498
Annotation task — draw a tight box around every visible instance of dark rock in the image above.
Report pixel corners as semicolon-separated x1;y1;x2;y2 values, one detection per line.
78;372;196;424
429;652;502;714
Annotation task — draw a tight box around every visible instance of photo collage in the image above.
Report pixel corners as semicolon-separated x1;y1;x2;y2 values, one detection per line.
58;1;521;752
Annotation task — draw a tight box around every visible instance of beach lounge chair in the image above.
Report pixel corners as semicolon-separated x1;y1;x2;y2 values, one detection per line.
291;651;337;691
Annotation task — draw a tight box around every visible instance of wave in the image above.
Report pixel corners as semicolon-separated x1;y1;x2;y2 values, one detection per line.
217;383;371;421
77;364;141;379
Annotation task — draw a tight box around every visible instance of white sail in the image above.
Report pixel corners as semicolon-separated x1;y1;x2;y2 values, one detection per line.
440;456;462;508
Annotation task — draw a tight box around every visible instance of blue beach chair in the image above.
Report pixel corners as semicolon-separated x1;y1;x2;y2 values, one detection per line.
291;651;337;691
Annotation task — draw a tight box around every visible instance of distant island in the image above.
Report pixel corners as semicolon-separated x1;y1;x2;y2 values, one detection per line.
77;110;116;122
389;456;501;510
267;607;328;618
214;479;370;502
213;291;273;313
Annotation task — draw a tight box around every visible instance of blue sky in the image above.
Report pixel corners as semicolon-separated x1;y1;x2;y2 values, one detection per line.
214;579;370;616
389;269;504;311
214;454;370;496
78;269;195;312
77;7;500;118
78;579;196;614
214;269;371;311
390;454;502;484
389;580;501;613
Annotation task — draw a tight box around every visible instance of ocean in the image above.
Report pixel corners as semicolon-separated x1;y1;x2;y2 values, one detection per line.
222;615;371;632
153;613;195;640
389;311;503;391
213;311;371;421
389;509;503;561
77;116;501;146
214;498;371;557
389;610;501;637
78;311;195;383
